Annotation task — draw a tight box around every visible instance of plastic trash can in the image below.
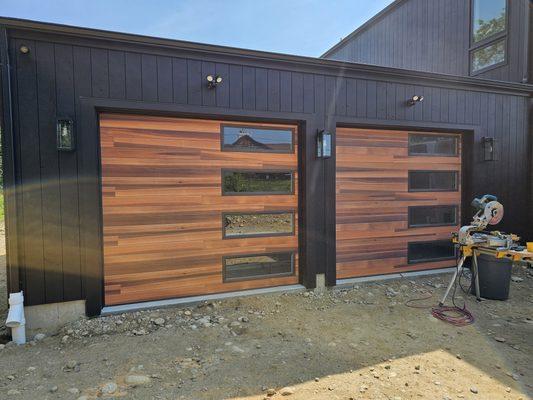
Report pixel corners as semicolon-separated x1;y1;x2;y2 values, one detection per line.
471;253;512;300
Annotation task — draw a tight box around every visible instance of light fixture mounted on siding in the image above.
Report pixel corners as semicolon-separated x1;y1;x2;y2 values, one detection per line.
482;137;497;161
407;95;424;106
206;75;223;89
57;118;75;151
316;130;332;158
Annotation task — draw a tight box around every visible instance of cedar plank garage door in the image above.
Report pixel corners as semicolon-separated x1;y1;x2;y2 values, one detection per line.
100;114;299;306
336;128;461;279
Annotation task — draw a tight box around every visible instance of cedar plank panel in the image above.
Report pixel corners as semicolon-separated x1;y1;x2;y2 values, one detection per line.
100;113;299;305
336;128;461;279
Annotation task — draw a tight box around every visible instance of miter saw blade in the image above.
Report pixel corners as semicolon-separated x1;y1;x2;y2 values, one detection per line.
485;200;504;225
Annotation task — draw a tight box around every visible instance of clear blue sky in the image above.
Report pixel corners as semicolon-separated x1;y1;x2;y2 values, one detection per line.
0;0;394;57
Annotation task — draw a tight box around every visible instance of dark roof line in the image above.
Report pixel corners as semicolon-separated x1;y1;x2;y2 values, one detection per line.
320;0;406;58
0;16;531;96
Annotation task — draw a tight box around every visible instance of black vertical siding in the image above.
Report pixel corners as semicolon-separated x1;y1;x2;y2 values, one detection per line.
2;26;531;314
324;0;530;83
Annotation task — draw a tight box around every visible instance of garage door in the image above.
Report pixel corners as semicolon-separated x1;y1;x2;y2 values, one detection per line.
336;128;461;279
100;114;299;305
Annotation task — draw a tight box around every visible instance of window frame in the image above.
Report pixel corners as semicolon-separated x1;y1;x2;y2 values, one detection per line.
407;240;457;264
222;210;296;239
469;0;509;75
408;133;459;157
408;205;459;228
220;124;296;154
408;170;459;193
222;251;295;282
221;169;296;196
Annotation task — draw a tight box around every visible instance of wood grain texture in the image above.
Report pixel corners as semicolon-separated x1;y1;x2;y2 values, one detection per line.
336;128;461;279
100;113;299;305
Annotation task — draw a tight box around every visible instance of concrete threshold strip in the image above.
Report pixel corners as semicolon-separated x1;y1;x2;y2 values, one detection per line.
335;267;455;288
101;268;455;315
101;284;305;315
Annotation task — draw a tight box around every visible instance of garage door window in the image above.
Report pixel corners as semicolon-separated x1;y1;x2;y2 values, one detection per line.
408;134;458;156
408;240;456;264
223;252;294;281
408;171;458;192
222;125;294;153
223;212;294;238
222;170;294;195
408;205;458;227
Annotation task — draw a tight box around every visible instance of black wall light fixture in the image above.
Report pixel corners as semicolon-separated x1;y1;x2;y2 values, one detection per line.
317;130;332;158
206;74;222;89
482;137;496;161
57;118;75;151
407;95;424;106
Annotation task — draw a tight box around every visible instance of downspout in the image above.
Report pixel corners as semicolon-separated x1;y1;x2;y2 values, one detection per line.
5;291;25;344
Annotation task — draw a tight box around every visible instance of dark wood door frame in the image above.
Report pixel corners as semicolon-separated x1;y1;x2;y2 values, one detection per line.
78;97;326;316
326;116;478;285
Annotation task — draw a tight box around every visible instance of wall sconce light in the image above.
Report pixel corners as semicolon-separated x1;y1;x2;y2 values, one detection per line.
19;45;30;54
317;130;332;158
57;118;75;151
206;75;222;89
482;137;496;161
407;95;424;106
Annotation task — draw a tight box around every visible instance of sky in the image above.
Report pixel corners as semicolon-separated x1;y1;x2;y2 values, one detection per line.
0;0;395;57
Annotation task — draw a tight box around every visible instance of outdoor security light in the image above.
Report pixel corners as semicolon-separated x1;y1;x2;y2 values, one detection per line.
316;130;332;158
206;74;223;89
482;137;496;161
57;119;75;151
407;95;424;106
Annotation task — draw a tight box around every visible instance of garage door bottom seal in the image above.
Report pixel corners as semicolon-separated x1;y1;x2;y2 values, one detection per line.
101;284;305;315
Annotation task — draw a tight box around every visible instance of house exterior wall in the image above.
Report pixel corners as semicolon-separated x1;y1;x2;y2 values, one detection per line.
0;21;531;315
323;0;531;83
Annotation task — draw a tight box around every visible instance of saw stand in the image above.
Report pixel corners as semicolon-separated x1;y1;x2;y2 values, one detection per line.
439;247;480;307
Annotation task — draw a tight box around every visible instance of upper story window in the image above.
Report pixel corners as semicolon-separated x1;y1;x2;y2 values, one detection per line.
470;0;507;75
472;0;507;43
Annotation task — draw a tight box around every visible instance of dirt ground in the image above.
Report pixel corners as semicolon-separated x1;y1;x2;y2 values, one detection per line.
0;233;532;399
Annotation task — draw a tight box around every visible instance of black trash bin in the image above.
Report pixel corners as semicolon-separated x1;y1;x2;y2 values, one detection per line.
471;253;512;300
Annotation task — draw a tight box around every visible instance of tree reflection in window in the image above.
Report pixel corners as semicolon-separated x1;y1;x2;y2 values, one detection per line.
472;0;506;43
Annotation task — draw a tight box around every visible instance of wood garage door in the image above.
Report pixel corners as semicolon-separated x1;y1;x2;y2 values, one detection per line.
100;114;299;306
336;128;461;279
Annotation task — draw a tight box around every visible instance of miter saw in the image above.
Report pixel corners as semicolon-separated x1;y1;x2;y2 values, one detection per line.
439;194;532;306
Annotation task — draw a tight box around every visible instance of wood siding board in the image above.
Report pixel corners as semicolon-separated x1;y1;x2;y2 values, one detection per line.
55;43;83;301
229;64;243;109
215;63;230;108
125;52;142;101
36;41;63;303
15;39;45;305
291;72;304;113
280;71;291;112
201;61;216;107
108;50;126;100
90;48;109;98
187;59;202;106
72;45;92;301
141;54;158;102
242;66;255;110
303;73;314;114
171;57;188;104
255;68;268;111
267;69;280;112
156;56;172;103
